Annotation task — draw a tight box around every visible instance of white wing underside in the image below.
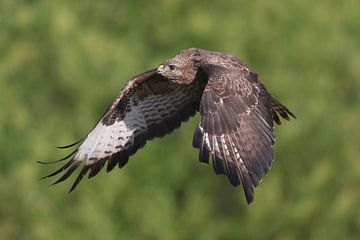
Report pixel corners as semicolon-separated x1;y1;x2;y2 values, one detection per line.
75;87;197;166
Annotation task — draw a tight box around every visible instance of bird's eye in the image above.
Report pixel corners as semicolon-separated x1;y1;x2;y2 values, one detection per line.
168;65;176;70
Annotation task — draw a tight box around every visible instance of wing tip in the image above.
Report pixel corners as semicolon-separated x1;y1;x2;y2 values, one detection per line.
69;165;91;193
51;161;82;186
55;139;82;149
240;172;255;204
38;149;78;165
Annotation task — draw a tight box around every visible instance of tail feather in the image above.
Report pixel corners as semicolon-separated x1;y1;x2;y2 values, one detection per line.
271;97;295;125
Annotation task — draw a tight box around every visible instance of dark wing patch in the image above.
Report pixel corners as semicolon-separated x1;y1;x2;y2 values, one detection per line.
194;65;277;204
42;69;207;191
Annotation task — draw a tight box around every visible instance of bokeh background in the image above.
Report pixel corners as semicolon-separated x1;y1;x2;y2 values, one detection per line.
1;0;359;239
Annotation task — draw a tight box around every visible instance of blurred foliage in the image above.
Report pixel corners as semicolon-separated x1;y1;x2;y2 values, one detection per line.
1;0;360;239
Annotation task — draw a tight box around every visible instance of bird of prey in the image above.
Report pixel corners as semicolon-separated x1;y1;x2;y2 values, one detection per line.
40;48;295;204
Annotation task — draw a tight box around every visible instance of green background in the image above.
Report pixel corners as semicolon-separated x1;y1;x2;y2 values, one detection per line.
1;0;359;239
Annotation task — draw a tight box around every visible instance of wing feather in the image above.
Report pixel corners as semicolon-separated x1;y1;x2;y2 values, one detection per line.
42;69;206;191
194;64;293;204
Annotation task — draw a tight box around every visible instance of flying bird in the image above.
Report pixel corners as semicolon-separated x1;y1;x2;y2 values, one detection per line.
40;48;295;204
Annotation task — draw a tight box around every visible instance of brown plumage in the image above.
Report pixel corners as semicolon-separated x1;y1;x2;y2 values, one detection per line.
40;48;295;204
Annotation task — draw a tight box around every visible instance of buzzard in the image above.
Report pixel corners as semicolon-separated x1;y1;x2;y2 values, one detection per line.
40;48;295;204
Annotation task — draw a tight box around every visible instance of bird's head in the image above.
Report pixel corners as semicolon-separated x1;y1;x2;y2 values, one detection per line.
157;49;203;84
156;61;185;81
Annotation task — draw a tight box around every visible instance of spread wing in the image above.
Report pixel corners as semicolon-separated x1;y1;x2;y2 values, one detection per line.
192;64;277;204
41;69;206;191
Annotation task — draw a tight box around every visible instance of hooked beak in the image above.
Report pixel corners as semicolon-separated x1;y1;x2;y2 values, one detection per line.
157;64;164;74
